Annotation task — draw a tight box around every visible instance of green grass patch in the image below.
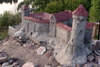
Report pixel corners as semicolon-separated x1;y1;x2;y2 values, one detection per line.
0;30;8;40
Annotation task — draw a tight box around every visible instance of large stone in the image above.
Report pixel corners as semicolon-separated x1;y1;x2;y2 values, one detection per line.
1;62;9;67
0;52;8;63
83;63;92;67
44;65;52;67
22;62;38;67
22;62;34;67
95;56;100;62
37;46;46;55
98;59;100;65
88;55;94;62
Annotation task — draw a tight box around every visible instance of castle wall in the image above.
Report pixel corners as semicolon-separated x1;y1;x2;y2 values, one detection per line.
35;22;49;33
62;18;73;27
56;26;71;44
84;27;93;44
23;20;49;37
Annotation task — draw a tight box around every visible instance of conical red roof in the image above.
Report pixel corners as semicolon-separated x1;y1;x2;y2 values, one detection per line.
72;4;89;16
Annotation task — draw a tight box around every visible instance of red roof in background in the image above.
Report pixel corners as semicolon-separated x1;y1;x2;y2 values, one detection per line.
53;10;72;22
22;5;29;10
86;22;94;29
29;12;51;20
56;22;94;31
56;22;72;31
24;16;50;23
72;4;89;16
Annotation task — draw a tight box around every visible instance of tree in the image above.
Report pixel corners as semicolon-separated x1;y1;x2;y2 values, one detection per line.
89;0;100;22
17;0;91;13
45;1;63;13
64;0;91;11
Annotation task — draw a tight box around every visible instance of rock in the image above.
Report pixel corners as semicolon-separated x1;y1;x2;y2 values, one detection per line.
1;62;9;67
92;63;99;67
14;27;26;42
45;51;51;57
8;57;18;64
98;59;100;65
5;65;13;67
0;64;1;67
88;55;94;62
83;63;92;67
37;46;46;55
0;52;8;63
57;66;62;67
44;65;52;67
95;56;100;62
8;60;14;64
32;43;35;46
49;56;55;62
12;62;19;66
19;36;22;40
76;64;81;67
22;62;37;67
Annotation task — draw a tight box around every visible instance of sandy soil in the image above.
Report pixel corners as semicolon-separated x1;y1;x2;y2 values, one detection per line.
0;38;59;67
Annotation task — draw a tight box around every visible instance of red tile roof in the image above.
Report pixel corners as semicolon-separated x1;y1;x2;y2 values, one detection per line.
24;12;51;23
21;5;29;10
72;4;89;16
24;16;50;23
53;10;72;22
86;22;94;29
30;12;51;20
56;22;72;31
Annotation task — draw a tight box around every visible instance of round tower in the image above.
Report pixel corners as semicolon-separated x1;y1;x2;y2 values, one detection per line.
70;4;89;46
55;4;89;66
70;4;89;64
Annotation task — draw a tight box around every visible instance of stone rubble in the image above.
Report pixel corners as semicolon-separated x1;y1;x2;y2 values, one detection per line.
0;52;8;63
37;46;46;55
1;37;100;67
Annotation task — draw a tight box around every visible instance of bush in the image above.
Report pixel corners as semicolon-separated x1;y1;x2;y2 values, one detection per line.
0;11;21;40
0;11;21;28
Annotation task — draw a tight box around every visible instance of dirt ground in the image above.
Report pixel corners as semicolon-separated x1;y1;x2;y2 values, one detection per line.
0;37;59;67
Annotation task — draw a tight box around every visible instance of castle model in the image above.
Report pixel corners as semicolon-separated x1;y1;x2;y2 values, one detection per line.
20;4;94;45
9;4;94;66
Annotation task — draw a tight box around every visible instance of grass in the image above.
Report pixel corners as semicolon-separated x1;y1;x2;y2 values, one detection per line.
0;30;8;40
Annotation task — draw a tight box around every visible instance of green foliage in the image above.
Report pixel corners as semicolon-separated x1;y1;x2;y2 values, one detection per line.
0;11;21;28
89;0;100;22
0;30;8;40
45;1;63;13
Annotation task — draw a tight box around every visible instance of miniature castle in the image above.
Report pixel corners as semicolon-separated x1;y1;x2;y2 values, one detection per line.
9;4;94;66
20;4;94;45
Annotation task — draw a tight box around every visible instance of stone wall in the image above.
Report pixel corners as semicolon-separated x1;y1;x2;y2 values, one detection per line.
62;18;73;27
8;25;21;38
8;26;16;38
84;28;93;44
56;26;71;44
23;20;49;37
35;22;49;33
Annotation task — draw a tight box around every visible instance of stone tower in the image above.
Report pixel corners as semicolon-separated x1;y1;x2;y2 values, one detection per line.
69;4;89;64
55;4;89;66
49;15;57;37
21;5;29;26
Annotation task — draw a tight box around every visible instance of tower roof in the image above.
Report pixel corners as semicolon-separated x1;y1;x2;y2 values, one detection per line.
72;4;89;16
22;5;29;10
